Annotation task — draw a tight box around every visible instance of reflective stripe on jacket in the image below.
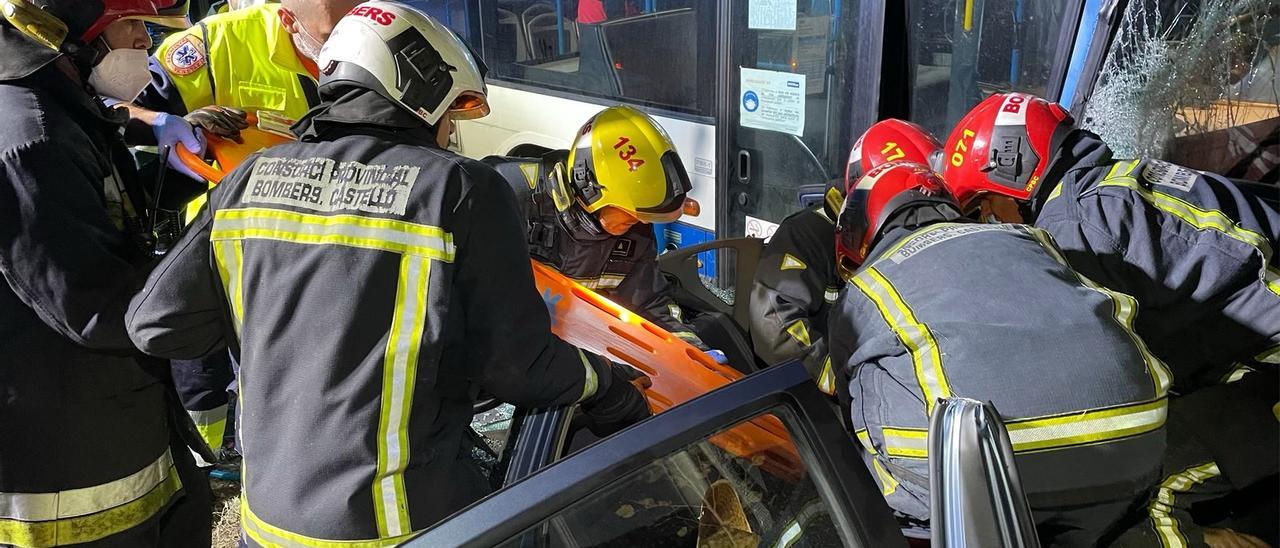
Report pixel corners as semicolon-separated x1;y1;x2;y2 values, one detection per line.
1036;154;1280;389
0;63;179;545
749;207;840;389
829;222;1169;521
127;91;600;544
484;154;709;349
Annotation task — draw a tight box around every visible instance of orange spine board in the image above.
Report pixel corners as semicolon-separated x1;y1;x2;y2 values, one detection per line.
532;260;803;480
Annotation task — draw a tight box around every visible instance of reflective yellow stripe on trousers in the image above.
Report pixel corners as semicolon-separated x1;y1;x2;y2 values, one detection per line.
0;449;181;547
882;398;1167;458
242;499;418;548
1150;462;1221;548
211;207;458;541
1097;161;1280;297
851;267;951;415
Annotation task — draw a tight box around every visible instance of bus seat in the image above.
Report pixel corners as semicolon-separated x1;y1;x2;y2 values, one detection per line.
520;3;555;55
528;12;578;59
496;8;529;62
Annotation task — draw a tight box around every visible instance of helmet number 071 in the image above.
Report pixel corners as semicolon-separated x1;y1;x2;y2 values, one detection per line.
950;129;976;167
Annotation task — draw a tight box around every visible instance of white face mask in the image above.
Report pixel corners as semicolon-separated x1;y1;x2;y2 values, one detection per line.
292;21;324;61
88;47;151;102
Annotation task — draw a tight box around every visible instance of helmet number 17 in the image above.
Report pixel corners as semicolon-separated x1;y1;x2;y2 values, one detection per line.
614;136;646;172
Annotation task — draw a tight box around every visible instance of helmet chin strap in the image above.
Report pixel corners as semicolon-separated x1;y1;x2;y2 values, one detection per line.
559;204;611;242
62;36;108;83
545;160;611;242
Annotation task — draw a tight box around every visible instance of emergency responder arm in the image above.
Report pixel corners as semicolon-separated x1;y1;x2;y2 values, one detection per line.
609;230;711;351
1038;166;1280;381
0;139;153;352
125;182;229;359
749;211;835;381
456;165;608;407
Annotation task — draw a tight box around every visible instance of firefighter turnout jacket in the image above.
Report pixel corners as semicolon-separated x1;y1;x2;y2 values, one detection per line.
485;152;710;350
830;220;1170;536
1034;132;1280;390
134;3;318;120
0;53;184;544
749;207;841;390
127;90;605;544
132;0;321;459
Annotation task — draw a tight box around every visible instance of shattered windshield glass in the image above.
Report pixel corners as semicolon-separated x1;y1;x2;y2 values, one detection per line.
1081;0;1279;182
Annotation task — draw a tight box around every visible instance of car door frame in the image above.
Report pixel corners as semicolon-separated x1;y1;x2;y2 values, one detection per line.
414;360;905;547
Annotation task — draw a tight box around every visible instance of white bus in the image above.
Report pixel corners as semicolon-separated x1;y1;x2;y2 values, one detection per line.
426;0;1093;247
419;0;1277;262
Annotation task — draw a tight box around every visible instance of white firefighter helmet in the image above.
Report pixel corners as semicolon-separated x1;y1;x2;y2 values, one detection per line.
317;1;489;127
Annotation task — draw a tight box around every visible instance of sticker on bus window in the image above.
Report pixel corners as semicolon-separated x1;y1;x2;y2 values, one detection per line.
740;67;806;137
745;215;780;242
748;0;796;30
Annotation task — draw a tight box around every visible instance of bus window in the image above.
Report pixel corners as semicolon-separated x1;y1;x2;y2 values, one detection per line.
474;0;718;116
907;0;1077;137
1081;0;1278;183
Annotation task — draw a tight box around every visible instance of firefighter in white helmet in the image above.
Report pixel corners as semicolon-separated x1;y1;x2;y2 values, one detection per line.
127;2;650;543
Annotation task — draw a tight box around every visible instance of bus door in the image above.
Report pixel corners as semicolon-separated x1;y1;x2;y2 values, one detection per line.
720;0;879;238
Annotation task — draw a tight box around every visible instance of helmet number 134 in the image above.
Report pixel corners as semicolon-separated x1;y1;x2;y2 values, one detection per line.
614;136;646;172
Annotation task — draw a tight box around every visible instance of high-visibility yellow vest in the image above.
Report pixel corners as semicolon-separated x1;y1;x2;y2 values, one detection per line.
154;3;315;122
152;3;316;221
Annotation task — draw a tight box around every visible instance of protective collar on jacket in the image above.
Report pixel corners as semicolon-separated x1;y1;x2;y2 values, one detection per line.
869;204;966;261
1031;129;1114;216
0;25;63;81
292;86;438;145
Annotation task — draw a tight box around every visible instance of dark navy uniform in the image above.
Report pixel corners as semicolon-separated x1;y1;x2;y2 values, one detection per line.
749;207;841;389
485;152;709;350
0;31;208;544
830;221;1170;545
128;89;609;544
1033;132;1280;547
1035;135;1280;389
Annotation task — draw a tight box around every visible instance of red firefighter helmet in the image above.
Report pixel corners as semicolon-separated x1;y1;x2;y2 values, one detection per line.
846;118;944;185
0;0;188;52
940;93;1073;209
835;161;958;281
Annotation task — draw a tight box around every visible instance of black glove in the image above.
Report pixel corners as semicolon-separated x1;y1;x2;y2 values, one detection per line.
185;105;250;143
581;358;652;437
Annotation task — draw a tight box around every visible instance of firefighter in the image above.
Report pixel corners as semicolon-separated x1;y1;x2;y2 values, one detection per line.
0;0;211;545
126;3;650;543
940;92;1280;547
830;161;1170;546
483;106;723;361
749;119;941;391
941;92;1280;389
116;0;363;462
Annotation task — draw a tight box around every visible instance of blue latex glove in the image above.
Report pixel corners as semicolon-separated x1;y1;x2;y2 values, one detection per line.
153;112;207;181
706;349;728;364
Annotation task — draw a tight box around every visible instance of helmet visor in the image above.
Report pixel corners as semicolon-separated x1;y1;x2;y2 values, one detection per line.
630;151;690;223
834;191;868;282
448;92;489;120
